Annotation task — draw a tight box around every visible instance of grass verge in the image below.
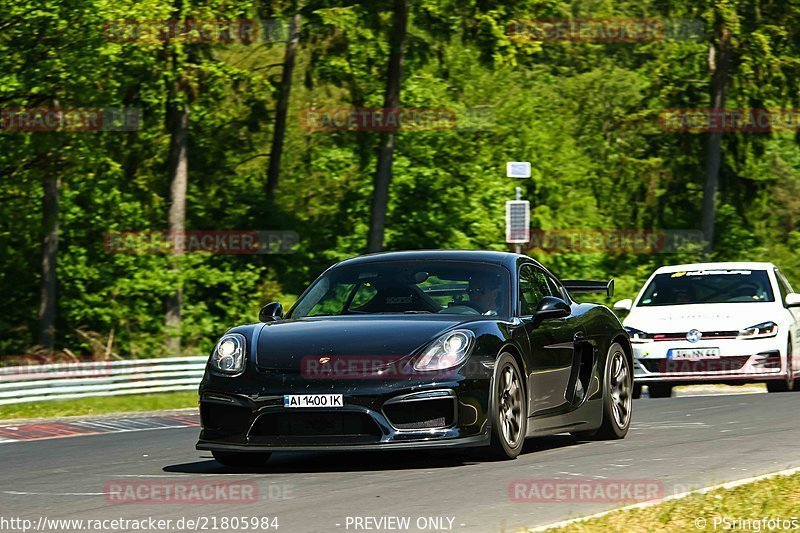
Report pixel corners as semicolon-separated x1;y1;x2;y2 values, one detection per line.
545;471;800;532
0;391;198;421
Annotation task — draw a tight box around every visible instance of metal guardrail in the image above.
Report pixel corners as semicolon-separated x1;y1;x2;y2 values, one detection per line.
0;356;207;405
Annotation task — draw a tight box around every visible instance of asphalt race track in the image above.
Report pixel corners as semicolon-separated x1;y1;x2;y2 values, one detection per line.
2;393;799;532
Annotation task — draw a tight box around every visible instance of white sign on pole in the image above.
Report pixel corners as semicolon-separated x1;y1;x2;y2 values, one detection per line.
505;200;530;243
506;162;531;178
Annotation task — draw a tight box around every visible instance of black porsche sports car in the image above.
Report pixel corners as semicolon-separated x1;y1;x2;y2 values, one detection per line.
197;250;633;465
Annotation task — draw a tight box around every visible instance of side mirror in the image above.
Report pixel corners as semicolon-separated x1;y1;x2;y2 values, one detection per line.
534;296;571;321
786;293;800;308
259;302;284;322
613;299;633;312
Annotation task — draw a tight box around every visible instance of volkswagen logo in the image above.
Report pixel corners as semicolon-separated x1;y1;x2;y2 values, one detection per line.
319;357;331;364
686;329;703;343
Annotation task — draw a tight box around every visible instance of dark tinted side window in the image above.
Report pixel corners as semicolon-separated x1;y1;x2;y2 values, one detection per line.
545;275;565;300
519;265;553;315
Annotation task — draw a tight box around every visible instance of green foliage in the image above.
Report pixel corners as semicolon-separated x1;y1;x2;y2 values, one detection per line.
1;0;799;357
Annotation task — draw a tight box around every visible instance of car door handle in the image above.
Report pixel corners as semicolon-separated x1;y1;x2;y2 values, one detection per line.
574;332;586;342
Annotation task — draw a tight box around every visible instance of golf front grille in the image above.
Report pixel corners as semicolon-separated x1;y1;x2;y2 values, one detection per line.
641;356;750;373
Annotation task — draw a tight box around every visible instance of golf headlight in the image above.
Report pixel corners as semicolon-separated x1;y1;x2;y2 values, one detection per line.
738;322;778;339
625;327;653;343
210;333;246;374
414;330;475;372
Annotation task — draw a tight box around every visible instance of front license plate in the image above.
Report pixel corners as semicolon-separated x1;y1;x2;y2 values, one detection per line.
668;348;720;360
283;394;344;408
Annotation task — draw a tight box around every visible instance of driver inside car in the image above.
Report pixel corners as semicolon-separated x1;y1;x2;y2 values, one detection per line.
467;274;502;315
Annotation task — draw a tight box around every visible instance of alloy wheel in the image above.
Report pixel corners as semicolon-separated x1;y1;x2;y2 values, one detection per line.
609;349;632;429
498;364;523;447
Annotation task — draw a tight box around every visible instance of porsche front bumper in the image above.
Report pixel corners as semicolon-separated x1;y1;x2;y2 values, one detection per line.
195;367;493;453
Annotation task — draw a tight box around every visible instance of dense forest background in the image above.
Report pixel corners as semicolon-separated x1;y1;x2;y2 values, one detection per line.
2;0;800;359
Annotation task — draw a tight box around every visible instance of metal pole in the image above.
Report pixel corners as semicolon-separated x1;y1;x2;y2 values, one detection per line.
514;187;522;254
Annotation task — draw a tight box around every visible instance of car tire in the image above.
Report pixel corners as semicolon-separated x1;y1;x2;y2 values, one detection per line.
212;451;271;467
632;383;642;399
647;383;673;398
572;342;632;441
767;338;795;393
487;353;527;460
767;381;789;393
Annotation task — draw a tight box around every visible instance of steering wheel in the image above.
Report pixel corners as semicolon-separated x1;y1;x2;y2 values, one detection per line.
439;304;480;315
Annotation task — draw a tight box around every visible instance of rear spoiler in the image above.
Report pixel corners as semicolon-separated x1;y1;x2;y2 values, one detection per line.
562;279;614;298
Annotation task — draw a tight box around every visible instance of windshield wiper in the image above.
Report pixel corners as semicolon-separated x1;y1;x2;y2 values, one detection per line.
402;310;433;314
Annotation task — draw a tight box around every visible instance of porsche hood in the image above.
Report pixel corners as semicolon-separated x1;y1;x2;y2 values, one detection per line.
254;315;469;372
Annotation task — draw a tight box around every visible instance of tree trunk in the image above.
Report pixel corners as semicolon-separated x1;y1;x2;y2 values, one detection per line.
367;0;408;253
165;101;189;355
266;11;302;195
701;20;730;249
38;174;60;352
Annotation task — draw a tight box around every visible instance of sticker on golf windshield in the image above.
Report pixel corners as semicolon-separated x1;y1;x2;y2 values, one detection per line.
684;269;752;276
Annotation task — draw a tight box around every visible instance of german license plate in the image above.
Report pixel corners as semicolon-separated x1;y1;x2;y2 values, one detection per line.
667;348;720;360
283;394;343;408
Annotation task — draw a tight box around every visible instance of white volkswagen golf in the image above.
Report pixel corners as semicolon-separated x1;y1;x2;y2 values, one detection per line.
614;262;800;398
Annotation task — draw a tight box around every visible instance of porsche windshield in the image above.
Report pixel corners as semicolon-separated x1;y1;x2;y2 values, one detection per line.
288;261;511;318
638;269;775;306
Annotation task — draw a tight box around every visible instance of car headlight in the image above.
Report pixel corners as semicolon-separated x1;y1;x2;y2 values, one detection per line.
625;327;653;343
413;330;475;372
209;333;246;374
738;321;778;339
